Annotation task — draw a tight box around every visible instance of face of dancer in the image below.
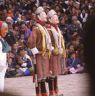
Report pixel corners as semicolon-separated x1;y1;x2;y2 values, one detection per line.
50;14;59;24
39;12;47;22
0;24;8;38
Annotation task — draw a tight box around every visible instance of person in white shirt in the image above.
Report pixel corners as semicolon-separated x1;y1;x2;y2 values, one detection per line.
0;21;10;92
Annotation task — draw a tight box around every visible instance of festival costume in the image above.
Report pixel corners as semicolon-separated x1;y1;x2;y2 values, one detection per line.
47;10;66;96
27;7;51;95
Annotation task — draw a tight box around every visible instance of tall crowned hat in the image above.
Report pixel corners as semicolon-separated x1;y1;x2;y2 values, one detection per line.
35;6;44;15
47;9;57;18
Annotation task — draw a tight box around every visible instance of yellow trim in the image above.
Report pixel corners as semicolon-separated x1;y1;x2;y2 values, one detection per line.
36;24;47;56
58;29;66;57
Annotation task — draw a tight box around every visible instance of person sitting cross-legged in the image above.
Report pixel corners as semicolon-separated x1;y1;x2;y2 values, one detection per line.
67;51;84;74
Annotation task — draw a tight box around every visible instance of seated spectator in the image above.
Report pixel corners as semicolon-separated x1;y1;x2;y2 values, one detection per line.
20;22;32;46
6;9;14;18
6;42;19;78
16;47;33;77
67;44;75;58
79;9;88;24
6;56;17;78
4;18;16;46
67;52;84;74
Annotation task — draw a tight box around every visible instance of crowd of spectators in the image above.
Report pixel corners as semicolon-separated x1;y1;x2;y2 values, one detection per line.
0;0;95;77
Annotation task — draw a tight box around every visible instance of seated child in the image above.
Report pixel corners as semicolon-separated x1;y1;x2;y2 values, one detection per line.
67;52;84;74
16;47;33;76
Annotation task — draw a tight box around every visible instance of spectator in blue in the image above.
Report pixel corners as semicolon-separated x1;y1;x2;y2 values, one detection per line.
16;47;33;76
67;51;84;74
20;22;32;46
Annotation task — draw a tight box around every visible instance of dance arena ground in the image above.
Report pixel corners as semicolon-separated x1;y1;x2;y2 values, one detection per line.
5;73;89;96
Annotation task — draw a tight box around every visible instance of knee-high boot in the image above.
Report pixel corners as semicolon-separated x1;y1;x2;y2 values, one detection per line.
36;82;42;96
41;81;48;96
54;76;58;95
48;77;55;96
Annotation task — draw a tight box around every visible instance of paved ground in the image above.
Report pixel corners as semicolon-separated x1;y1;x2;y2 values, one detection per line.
5;73;89;96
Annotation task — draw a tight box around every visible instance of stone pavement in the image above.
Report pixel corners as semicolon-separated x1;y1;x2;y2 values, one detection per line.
5;73;89;96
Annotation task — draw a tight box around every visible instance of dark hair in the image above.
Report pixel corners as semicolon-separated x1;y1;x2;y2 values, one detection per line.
70;51;76;56
17;47;24;54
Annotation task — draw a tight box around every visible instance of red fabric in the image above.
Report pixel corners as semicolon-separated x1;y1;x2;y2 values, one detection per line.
0;21;3;28
41;93;48;96
36;19;45;26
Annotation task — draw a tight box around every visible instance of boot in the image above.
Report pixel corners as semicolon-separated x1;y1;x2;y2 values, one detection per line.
40;81;48;96
36;82;42;96
48;78;55;96
54;77;59;96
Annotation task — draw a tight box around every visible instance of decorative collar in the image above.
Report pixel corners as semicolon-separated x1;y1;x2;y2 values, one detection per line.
36;19;45;26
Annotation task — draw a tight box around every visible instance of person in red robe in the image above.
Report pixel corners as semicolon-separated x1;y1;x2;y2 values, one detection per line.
27;7;52;96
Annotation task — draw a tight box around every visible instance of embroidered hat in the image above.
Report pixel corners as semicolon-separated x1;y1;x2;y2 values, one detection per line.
35;6;44;15
47;9;57;18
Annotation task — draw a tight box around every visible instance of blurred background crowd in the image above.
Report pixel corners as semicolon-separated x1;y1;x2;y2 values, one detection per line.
0;0;95;78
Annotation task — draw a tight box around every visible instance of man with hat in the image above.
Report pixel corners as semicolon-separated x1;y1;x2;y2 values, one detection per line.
47;9;66;96
0;21;11;92
27;7;53;96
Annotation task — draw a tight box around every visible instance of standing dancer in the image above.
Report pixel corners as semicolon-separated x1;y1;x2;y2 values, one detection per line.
0;21;11;92
27;7;52;96
47;10;66;96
